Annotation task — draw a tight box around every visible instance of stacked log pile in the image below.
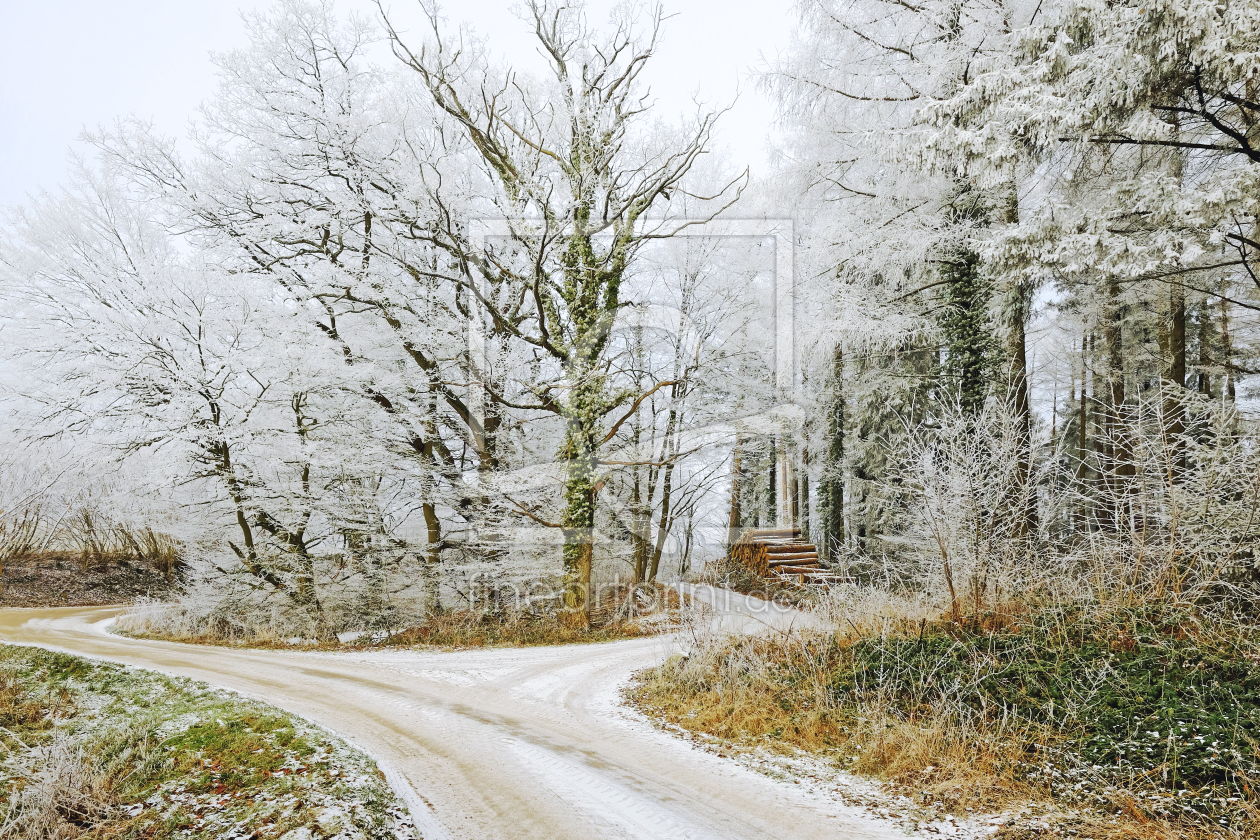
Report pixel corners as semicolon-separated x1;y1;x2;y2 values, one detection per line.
729;529;836;587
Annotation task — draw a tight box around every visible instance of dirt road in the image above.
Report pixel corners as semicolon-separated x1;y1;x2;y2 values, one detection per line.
0;588;900;840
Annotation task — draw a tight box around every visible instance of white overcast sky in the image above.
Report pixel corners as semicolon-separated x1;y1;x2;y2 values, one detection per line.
0;0;794;210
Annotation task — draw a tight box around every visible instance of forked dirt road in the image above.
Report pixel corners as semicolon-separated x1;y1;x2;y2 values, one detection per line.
0;587;901;840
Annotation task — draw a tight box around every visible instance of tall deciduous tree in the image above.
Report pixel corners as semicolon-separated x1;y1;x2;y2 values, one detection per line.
378;0;740;624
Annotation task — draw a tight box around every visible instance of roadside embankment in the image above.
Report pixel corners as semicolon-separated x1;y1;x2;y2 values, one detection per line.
0;644;417;840
630;596;1260;839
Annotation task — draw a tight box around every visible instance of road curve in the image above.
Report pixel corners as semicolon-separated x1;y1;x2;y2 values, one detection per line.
0;591;898;840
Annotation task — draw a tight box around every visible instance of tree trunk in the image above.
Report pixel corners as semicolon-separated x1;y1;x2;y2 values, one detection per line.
559;370;601;628
648;461;674;583
1007;278;1037;541
821;347;845;561
679;517;694;578
1197;301;1214;397
1104;277;1132;529
941;250;992;414
422;500;442;616
1163;119;1188;475
647;397;683;583
787;444;800;528
632;464;649;583
767;437;777;526
727;436;744;548
1077;337;1091;528
557;216;615;629
1220;282;1236;402
1165;278;1187;475
800;466;810;543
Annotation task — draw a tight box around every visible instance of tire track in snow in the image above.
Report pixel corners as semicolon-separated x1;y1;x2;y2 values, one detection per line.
502;737;726;840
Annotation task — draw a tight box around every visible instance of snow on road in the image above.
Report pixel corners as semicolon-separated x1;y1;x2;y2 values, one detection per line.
0;592;902;840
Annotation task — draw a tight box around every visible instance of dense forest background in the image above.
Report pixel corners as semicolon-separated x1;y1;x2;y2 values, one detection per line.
1;0;1257;637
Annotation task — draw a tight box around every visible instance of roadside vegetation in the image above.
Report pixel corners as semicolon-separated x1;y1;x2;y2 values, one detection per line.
0;553;176;609
0;645;416;840
116;584;685;650
380;584;683;648
633;595;1260;838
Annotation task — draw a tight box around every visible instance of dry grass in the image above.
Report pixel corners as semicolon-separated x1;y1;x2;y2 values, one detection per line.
385;609;660;648
119;583;685;650
0;735;134;840
698;556;818;607
628;636;1041;813
0;673;53;732
0;487;182;578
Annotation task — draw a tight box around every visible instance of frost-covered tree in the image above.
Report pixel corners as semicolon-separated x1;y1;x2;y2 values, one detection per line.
924;0;1260;531
1;0;746;631
93;1;478;596
0;162;389;631
376;0;742;624
765;0;1032;557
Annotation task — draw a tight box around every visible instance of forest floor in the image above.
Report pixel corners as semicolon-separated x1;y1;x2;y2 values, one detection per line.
0;552;176;607
0;643;417;839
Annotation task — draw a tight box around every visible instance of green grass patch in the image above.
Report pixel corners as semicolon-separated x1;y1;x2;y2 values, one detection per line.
834;605;1260;815
0;645;417;840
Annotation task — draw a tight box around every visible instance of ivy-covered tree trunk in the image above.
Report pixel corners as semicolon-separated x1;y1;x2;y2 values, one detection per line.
819;346;846;562
556;211;623;628
939;250;993;416
559;380;601;627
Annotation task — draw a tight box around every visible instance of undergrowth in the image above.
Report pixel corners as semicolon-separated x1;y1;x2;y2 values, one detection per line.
119;583;683;650
383;583;684;647
381;609;663;648
0;645;417;840
629;600;1260;838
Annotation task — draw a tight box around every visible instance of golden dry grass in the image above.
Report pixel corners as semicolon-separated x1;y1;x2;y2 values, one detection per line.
627;640;1041;813
0;671;54;732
